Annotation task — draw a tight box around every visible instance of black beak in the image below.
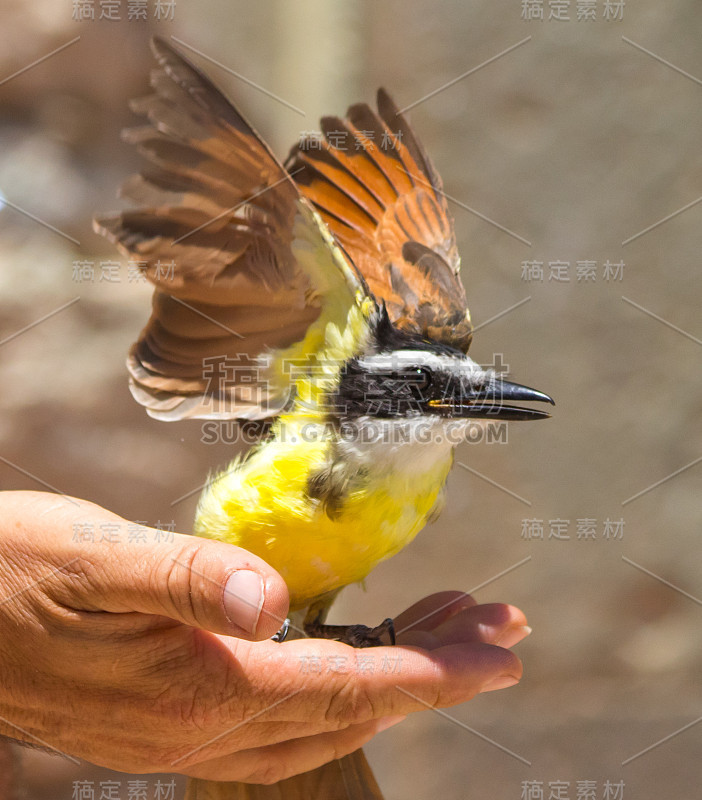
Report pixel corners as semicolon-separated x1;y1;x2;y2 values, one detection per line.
428;377;555;420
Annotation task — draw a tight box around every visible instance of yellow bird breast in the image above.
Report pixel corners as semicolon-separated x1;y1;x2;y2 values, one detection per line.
194;417;454;611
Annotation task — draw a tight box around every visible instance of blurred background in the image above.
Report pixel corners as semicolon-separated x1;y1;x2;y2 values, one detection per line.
1;0;701;797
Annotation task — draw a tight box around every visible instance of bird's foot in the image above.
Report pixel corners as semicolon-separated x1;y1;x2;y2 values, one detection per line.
304;616;395;648
271;618;290;643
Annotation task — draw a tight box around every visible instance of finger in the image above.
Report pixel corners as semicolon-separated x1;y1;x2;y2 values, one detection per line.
12;493;289;640
82;530;290;640
178;716;405;782
365;641;523;709
232;637;523;725
202;640;520;750
414;603;530;649
394;591;476;636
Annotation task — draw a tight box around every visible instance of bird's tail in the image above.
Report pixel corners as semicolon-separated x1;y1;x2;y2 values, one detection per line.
184;748;384;800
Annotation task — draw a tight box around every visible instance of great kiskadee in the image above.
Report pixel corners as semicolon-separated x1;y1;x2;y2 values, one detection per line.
95;37;552;800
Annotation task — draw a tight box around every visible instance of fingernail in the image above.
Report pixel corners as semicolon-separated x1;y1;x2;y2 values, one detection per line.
480;674;520;692
375;715;406;732
223;571;265;635
496;625;532;649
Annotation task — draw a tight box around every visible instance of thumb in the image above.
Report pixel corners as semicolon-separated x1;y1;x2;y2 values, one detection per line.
10;492;290;640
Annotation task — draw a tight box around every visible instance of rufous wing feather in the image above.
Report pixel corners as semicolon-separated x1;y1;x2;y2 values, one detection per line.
286;88;472;352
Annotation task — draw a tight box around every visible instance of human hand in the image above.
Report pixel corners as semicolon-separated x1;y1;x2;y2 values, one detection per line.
0;491;529;783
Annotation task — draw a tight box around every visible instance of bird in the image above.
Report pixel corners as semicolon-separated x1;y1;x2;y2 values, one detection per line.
95;36;553;800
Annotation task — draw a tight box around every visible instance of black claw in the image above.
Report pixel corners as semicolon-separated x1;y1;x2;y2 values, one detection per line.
383;618;396;646
271;618;290;643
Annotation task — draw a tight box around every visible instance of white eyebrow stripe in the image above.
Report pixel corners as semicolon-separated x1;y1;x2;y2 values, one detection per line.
355;350;480;374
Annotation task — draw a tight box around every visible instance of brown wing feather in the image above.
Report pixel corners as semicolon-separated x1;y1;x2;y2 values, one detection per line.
94;37;319;420
287;89;472;352
96;40;472;422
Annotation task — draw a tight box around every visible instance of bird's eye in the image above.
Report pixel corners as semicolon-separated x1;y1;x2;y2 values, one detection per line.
413;367;433;391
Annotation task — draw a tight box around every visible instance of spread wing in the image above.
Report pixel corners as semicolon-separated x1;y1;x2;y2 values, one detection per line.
286;89;472;352
95;37;367;421
95;37;471;422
